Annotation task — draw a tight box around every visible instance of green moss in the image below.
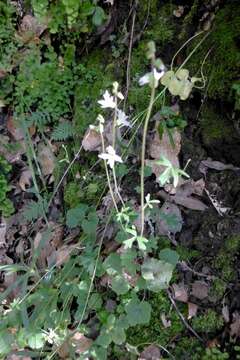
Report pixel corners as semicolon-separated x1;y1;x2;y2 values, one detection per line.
73;50;116;136
191;310;224;334
225;235;240;253
126;292;184;349
210;278;227;301
176;245;200;261
64;181;81;208
200;105;233;146
0;156;14;217
187;2;240;99
213;251;235;282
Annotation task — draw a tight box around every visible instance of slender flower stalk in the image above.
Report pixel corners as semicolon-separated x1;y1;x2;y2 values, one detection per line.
140;70;156;237
99;134;119;213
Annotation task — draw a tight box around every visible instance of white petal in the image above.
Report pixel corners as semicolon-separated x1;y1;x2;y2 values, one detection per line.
98;153;109;160
139;73;150;86
114;154;123;163
106;145;115;155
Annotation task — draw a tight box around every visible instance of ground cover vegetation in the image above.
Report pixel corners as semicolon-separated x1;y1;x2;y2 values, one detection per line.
0;0;240;359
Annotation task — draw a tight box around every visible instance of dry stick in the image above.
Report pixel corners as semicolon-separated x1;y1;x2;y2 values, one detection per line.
124;0;137;109
166;289;204;343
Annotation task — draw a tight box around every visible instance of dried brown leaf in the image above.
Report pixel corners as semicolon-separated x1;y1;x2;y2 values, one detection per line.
172;283;188;303
192;281;209;300
230;312;240;339
139;344;161;360
187;302;198;319
82;128;101;151
38;143;55;176
0;219;7;245
146;128;181;181
19;169;32;191
7;116;24;141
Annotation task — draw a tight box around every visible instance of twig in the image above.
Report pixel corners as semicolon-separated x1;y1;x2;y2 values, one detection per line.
124;0;137;109
167;289;204;343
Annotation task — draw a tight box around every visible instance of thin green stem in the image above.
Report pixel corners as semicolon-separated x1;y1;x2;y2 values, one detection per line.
100;132;119;213
112;166;125;207
140;83;156;237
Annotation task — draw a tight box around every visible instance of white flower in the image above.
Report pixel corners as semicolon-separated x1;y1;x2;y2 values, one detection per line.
98;145;123;169
139;67;165;87
116;110;131;128
98;90;116;109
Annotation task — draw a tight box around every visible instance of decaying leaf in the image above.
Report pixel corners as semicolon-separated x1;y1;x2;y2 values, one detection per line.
188;302;198;319
172;194;208;211
199;158;240;175
82;128;101;151
146;127;181;181
155;202;183;236
173;5;184;17
172;283;188;303
222;305;230;323
47;244;77;267
19;14;47;42
160;313;171;328
139;344;161;360
58;332;92;358
38;142;55;176
0;219;7;245
7;116;24;141
192;281;209;300
19;169;32;191
230;312;240;339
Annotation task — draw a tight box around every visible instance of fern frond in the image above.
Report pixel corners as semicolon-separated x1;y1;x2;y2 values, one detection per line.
23;199;47;222
51;121;74;141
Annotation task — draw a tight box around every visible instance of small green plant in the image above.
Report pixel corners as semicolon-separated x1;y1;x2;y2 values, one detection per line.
191;310;224;334
0;156;14;217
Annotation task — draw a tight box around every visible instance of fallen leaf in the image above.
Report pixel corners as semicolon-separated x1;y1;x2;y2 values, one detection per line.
72;332;93;354
0;219;7;245
47;244;77;267
230;312;240;339
18;14;47;43
7;116;24;141
187;302;198;319
19;169;32;191
172;283;188;303
222;305;230;323
173;5;184;17
172;194;208;211
38;142;55;176
58;332;92;358
200;158;240;174
160;313;171;328
139;344;161;360
146;127;181;181
192;281;209;300
155;202;183;236
82;128;101;151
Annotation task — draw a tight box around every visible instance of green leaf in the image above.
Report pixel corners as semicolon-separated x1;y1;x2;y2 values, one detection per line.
92;6;106;26
88;293;103;310
27;332;45;349
120;249;137;275
111;275;130;295
136;236;148;251
112;326;126;345
0;331;13;356
142;258;174;291
66;204;88;228
125;299;151;326
96;331;112;348
159;248;179;267
103;253;122;276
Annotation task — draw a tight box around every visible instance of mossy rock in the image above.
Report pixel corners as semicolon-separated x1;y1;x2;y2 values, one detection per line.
187;2;240;99
200;105;233;147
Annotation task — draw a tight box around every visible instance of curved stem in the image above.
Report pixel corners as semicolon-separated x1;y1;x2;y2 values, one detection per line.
140;84;156;237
